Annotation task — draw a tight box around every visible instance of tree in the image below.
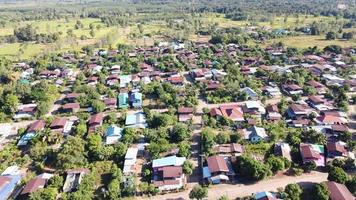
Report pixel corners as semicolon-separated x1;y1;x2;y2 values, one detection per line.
342;32;353;40
189;185;208;200
303;161;316;172
170;123;190;143
178;141;191;158
75;122;87;137
325;32;336;40
56;136;87;170
30;187;58;200
47;175;63;190
106;178;121;200
236;155;272;181
68;173;95;200
346;175;356;194
328;166;348;184
313;183;330;200
92;100;105;113
183;160;194;176
201;128;215;155
284;183;302;200
266;156;285;173
3;94;18;115
215;131;230;144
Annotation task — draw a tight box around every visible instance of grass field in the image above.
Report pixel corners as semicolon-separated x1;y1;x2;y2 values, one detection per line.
0;14;353;60
266;35;356;49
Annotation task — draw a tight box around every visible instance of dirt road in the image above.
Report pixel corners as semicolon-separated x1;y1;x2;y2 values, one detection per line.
138;171;328;200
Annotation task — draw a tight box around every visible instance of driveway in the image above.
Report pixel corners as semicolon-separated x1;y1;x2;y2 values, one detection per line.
138;171;328;200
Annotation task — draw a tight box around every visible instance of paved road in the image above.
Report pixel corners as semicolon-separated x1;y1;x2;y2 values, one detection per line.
138;171;328;200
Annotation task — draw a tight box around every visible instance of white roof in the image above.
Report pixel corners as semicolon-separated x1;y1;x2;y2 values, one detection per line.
125;147;138;160
0;123;12;136
245;101;260;109
2;165;21;176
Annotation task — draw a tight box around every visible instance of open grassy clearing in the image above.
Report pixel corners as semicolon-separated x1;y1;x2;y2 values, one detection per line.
266;35;356;49
200;13;341;29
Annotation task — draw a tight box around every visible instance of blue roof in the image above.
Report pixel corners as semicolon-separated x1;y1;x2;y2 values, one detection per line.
17;132;36;146
255;191;275;200
105;125;123;137
152;156;186;168
0;175;21;200
202;166;211;178
125;114;137;125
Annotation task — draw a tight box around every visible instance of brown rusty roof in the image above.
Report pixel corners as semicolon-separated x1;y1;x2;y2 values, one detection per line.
21;177;46;195
27;120;46;133
207;155;229;173
326;181;355;200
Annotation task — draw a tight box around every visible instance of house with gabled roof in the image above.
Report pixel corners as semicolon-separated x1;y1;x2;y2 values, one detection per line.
118;93;129;109
266;104;282;121
300;143;325;167
243;101;266;116
104;98;117;110
14;104;37;119
326;181;356;200
212;143;244;157
282;84;303;96
63;168;89;192
203;155;235;184
125;112;147;128
20;173;53;197
120;75;132;88
240;87;258;100
105;125;123;145
18;120;46;146
88;113;103;133
306;80;327;94
130;92;142;108
242;126;268;143
177;107;194;122
123;147;139;175
274;142;291;161
61;103;80;113
287;103;313;119
210;105;244;122
327;141;353;159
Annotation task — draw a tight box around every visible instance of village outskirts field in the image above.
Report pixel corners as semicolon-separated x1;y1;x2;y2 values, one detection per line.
0;13;355;60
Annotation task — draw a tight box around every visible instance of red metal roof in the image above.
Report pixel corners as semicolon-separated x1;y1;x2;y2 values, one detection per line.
207;155;229;173
27;120;46;133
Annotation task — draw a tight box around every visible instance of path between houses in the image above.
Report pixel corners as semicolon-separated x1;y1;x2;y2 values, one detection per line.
137;171;328;200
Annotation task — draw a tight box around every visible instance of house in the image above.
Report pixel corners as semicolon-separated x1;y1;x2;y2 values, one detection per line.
104;98;117;110
262;86;282;97
240;87;258;100
254;191;277;200
243;101;266;116
307;95;332;111
63;169;89;192
289;119;311;128
282;84;303;96
242;126;268;143
177;107;194;122
152;156;186;170
287;103;313;119
316;114;348;125
274;143;292;161
211;69;227;80
212;143;244;157
120;75;132;88
167;76;184;86
105;125;123;145
14;104;37;119
20;173;53;197
118;93;129;109
266;104;282;121
203;155;235;184
210;105;244;122
153;166;186;192
18;120;46;146
322;74;345;86
88;113;103;133
109;65;120;74
330;124;349;135
125;112;147;128
50;118;68;132
87;76;98;86
327;141;350;158
300;143;325;167
106;74;119;86
0;175;22;200
325;181;356;200
130;92;142;108
61;103;80;113
65;93;80;102
123;147;139;175
306;80;327;94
